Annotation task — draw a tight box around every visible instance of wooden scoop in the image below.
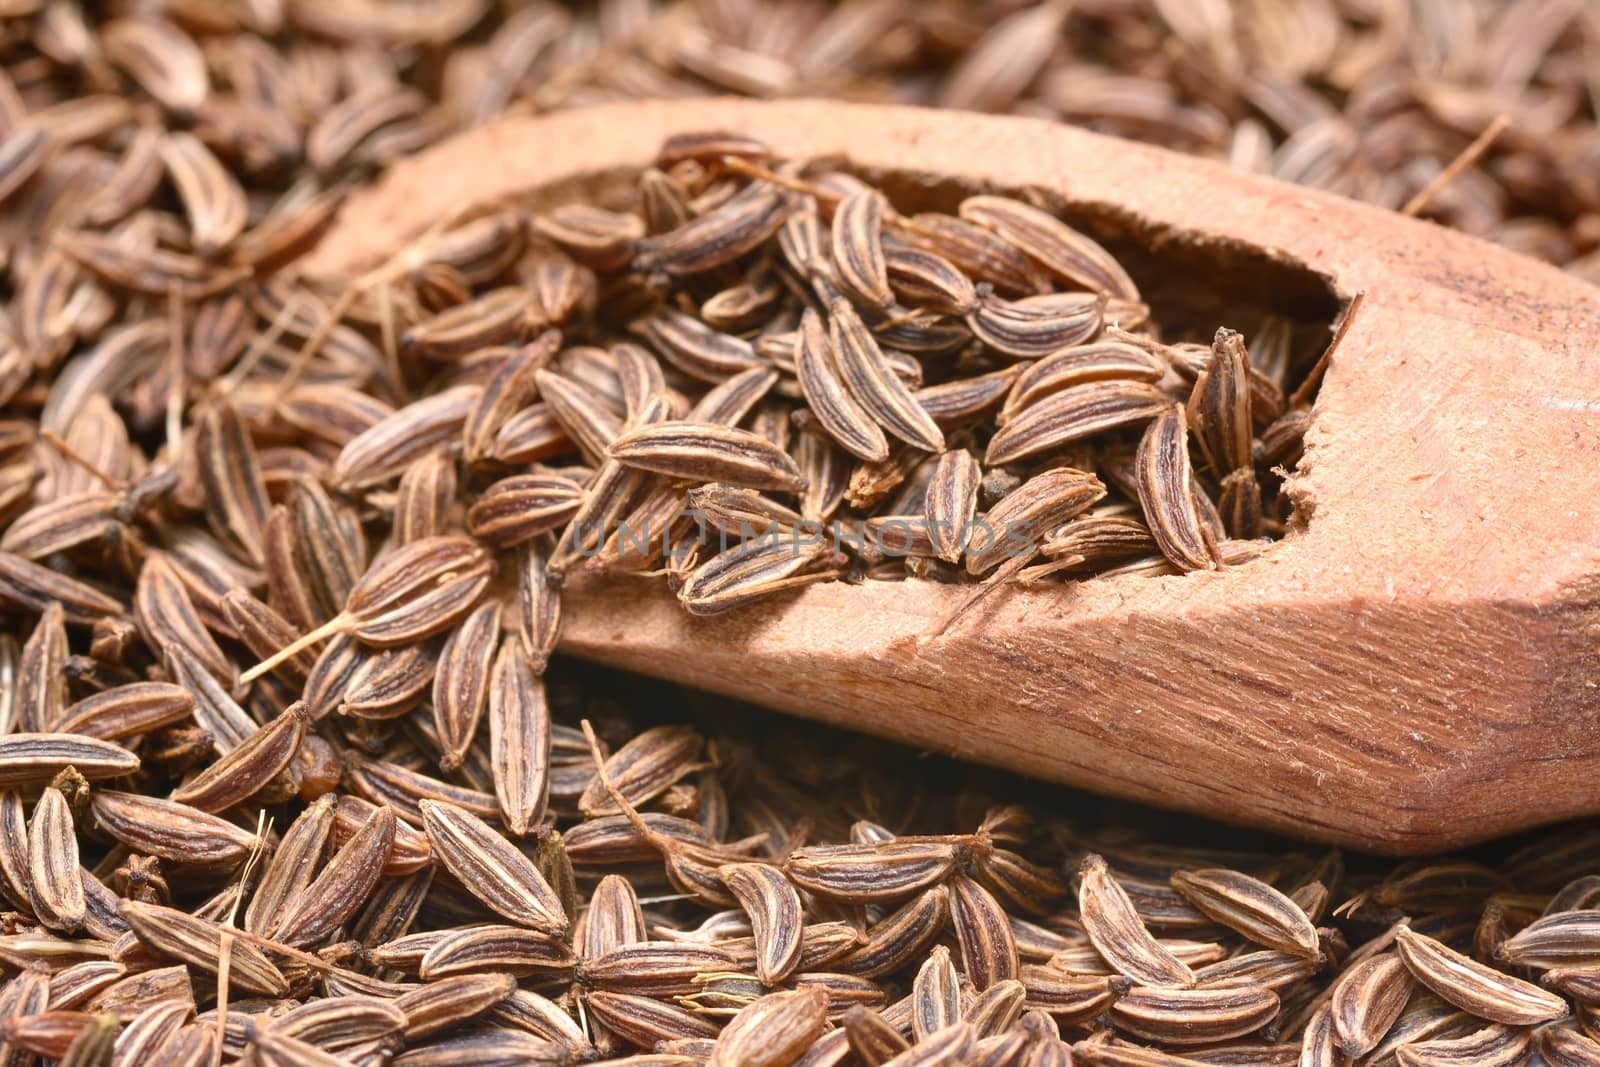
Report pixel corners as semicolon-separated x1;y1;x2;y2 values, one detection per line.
300;99;1600;855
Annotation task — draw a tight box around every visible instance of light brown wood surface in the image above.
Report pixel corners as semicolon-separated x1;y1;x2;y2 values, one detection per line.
303;99;1600;854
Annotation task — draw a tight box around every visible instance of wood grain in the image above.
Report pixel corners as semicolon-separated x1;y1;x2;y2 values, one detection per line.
302;99;1600;854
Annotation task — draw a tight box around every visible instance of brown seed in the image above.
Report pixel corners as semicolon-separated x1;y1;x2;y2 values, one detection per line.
0;735;139;788
1187;328;1255;477
967;291;1104;360
28;787;84;933
159;132;246;255
788;839;962;904
1079;854;1197;989
0;553;123;624
517;543;561;672
101;18;208;111
710;987;830;1067
118;901;287;996
1170;868;1320;958
1019;966;1128;1026
794;307;890;463
1538;1026;1600;1067
136;554;234;685
1499;909;1600;969
419;924;575;980
272;803;395;947
645;180;792;276
922;450;981;564
533;367;623;466
845;1004;912;1064
90;791;257;866
431;601;500;772
987;380;1169;466
395;973;517;1041
54;683;193;741
1330;952;1414;1058
722;862;806;985
169;702;307;812
638;308;767;383
1392;1023;1531;1067
829;299;944;453
245;794;334;936
584;990;720;1050
421;799;566;934
1109;985;1279;1046
1395;925;1568;1026
837;887;950;978
0;123;49;208
1136;407;1222;571
332;386;483;490
609;420;805;492
949;873;1020;990
832;190;894;308
961;196;1140;303
242;536;493;682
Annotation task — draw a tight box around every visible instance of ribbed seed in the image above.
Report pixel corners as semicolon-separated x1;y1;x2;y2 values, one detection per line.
331;386;482;490
169;701;308;812
488;641;552;836
17;606;67;733
419;924;575;980
1500;910;1600;969
1135;407;1222;571
710;987;830;1067
986;380;1169;466
609;420;805;492
159;131;246;256
923;449;981;564
968;292;1105;359
1330;953;1415;1058
395;973;517;1041
832;190;894;308
1019;967;1127;1026
837;887;949;978
966;466;1106;575
27;788;84;933
1187;328;1254;476
640;308;766;382
1538;1026;1600;1067
271;803;395;947
1392;1023;1531;1067
0;735;139;788
421;799;566;934
829;299;943;452
136;554;233;685
1109;985;1279;1046
949;873;1020;990
1395;925;1568;1026
245;794;334;936
787;840;962;904
644;181;792;276
959;195;1140;302
1001;342;1169;423
1170;868;1320;958
119;902;287;996
721;862;805;985
241;536;492;683
89;791;257;866
1079;854;1197;989
431;601;499;772
913;945;963;1041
